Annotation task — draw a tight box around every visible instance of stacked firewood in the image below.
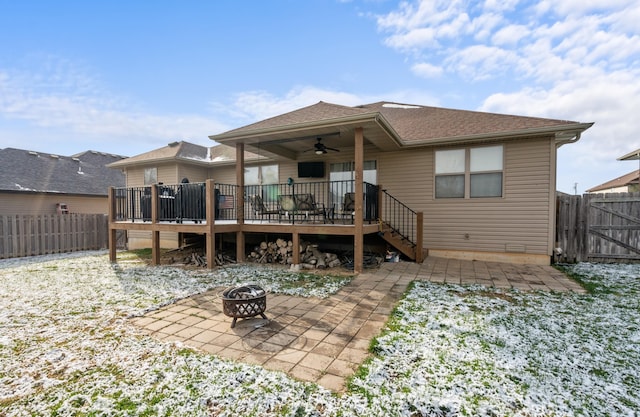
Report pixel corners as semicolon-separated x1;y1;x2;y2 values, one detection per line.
247;239;341;269
179;252;236;267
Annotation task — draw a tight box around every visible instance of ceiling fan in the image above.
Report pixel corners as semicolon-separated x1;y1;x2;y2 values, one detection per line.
306;137;340;155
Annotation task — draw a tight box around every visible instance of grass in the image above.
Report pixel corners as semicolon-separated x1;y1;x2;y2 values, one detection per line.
1;253;639;416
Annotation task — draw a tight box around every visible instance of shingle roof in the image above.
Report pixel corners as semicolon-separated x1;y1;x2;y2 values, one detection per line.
106;141;209;167
219;101;373;136
363;101;582;143
107;141;263;168
0;148;126;195
210;101;590;145
586;170;639;192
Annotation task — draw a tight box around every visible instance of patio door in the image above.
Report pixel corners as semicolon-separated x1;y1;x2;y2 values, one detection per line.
245;164;279;206
329;161;377;212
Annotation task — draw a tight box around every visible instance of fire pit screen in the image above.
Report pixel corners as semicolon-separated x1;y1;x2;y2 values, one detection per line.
221;284;267;328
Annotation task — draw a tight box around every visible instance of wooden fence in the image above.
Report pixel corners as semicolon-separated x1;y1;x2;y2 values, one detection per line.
556;192;640;263
0;214;110;259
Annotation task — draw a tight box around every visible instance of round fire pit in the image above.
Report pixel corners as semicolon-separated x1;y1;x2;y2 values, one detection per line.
221;284;267;328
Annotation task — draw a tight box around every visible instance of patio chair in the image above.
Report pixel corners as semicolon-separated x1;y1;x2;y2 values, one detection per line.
338;192;356;223
278;194;297;221
294;193;326;222
249;195;279;222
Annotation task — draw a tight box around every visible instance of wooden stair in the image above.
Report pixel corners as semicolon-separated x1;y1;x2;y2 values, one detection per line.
379;222;417;261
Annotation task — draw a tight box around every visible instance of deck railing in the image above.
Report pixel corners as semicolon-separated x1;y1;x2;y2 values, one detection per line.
243;180;379;224
112;182;238;223
112;180;379;225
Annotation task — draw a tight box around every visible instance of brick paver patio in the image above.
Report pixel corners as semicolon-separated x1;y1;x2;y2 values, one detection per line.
131;257;585;392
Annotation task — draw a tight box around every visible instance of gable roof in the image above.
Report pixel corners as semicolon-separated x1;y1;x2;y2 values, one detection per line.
107;141;264;169
0;148;126;195
618;148;640;161
209;101;593;151
586;170;639;192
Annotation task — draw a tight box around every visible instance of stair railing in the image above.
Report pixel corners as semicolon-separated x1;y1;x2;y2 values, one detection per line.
381;189;417;247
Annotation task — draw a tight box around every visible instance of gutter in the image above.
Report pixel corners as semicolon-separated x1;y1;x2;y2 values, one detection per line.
399;122;594;148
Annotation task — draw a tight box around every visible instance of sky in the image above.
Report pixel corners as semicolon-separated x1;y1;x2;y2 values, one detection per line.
0;0;638;194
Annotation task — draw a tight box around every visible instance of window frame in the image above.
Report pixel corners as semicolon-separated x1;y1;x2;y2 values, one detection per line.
245;164;279;202
434;145;504;199
143;167;157;186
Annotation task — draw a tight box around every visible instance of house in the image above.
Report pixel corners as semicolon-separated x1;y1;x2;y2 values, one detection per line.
0;148;126;215
106;140;263;249
586;170;639;194
107;101;593;271
586;148;640;194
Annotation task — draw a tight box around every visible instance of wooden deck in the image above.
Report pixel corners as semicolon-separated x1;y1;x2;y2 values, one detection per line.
108;180;386;272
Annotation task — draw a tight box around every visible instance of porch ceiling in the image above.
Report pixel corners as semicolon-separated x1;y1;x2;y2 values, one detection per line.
212;117;401;161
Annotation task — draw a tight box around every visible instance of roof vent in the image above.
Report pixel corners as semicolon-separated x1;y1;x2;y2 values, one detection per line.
50;154;59;159
72;157;80;162
28;151;38;156
382;103;421;109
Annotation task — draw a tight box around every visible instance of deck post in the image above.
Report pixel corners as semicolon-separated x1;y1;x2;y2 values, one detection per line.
416;211;424;263
108;187;117;263
205;179;216;269
354;127;364;273
292;232;300;265
235;143;246;262
151;185;160;265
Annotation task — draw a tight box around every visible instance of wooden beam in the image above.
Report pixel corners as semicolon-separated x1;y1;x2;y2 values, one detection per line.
151;185;160;265
108;187;117;263
292;232;300;265
236;143;245;224
354;127;364;273
416;211;424;263
236;143;245;262
205;179;216;269
152;231;160;265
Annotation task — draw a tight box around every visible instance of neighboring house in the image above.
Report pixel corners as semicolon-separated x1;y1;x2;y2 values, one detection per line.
586;170;639;194
108;101;593;269
0;148;126;215
107;141;262;249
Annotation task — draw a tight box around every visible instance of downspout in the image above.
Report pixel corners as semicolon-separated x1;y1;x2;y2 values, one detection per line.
555;131;582;149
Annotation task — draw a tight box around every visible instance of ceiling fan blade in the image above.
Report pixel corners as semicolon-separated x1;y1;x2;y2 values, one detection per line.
325;147;340;152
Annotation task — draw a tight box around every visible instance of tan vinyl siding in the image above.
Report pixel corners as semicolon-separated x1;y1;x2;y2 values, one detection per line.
379;137;555;256
158;164;178;184
177;164;208;183
211;166;239;184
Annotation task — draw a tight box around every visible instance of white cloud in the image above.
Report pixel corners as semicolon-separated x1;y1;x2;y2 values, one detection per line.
491;24;530;46
209;86;441;125
480;69;640;193
445;45;520;80
375;0;640;192
0;57;227;155
411;62;444;78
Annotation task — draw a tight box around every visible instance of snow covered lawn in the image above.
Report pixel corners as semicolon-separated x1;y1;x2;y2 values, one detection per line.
1;252;639;416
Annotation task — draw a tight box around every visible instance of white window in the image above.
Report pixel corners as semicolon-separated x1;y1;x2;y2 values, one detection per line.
470;146;503;198
435;145;503;198
435;149;465;198
144;167;157;185
329;161;377;184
